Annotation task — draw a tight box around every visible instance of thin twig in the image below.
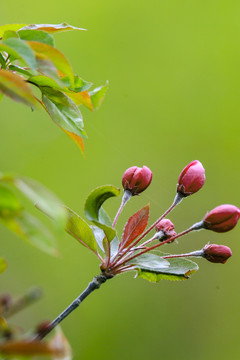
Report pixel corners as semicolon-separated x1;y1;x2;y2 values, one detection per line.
34;274;109;341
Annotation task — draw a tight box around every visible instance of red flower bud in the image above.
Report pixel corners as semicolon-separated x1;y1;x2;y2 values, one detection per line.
203;205;240;233
177;160;205;197
122;166;152;196
155;219;177;241
203;244;232;264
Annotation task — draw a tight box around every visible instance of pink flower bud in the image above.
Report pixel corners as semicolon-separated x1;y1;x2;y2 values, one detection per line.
122;166;152;196
155;219;177;241
203;205;240;233
177;160;205;197
203;244;232;264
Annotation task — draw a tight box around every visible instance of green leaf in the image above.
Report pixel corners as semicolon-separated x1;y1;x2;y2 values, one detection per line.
42;88;87;140
0;43;20;60
128;253;169;271
2;31;19;40
0;70;37;107
1;211;58;256
61;76;93;92
20;23;86;33
91;225;120;256
84;185;120;242
13;176;66;229
0;24;26;38
18;30;54;47
85;185;120;222
0;258;7;274
64;206;97;253
135;253;199;282
66;90;93;111
3;38;37;73
91;225;106;253
28;75;64;90
0;185;22;217
90;82;108;110
27;41;74;86
110;236;120;257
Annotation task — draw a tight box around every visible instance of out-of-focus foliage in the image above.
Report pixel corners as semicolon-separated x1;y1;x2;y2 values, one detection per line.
0;23;108;154
0;173;66;255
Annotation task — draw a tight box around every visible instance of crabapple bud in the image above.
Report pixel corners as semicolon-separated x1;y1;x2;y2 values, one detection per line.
155;219;177;242
122;166;152;196
203;205;240;233
177;160;205;197
203;244;232;264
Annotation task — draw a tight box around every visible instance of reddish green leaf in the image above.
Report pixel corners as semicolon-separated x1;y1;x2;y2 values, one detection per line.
27;41;74;86
0;69;37;107
0;24;26;38
121;204;150;250
35;56;61;83
21;23;86;33
0;340;62;356
66;90;93;111
62;129;85;155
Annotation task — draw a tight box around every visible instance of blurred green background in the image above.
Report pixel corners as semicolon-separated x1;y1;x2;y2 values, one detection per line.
1;1;240;359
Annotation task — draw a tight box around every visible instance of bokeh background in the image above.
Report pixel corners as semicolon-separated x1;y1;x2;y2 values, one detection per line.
1;1;240;359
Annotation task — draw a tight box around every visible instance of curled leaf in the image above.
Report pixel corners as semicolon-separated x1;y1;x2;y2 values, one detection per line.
84;185;120;242
20;23;86;33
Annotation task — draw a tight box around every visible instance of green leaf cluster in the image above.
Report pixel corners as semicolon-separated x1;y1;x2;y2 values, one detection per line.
0;23;108;154
63;185;120;258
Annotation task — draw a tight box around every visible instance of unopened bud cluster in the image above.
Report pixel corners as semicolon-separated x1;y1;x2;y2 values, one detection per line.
108;160;240;275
